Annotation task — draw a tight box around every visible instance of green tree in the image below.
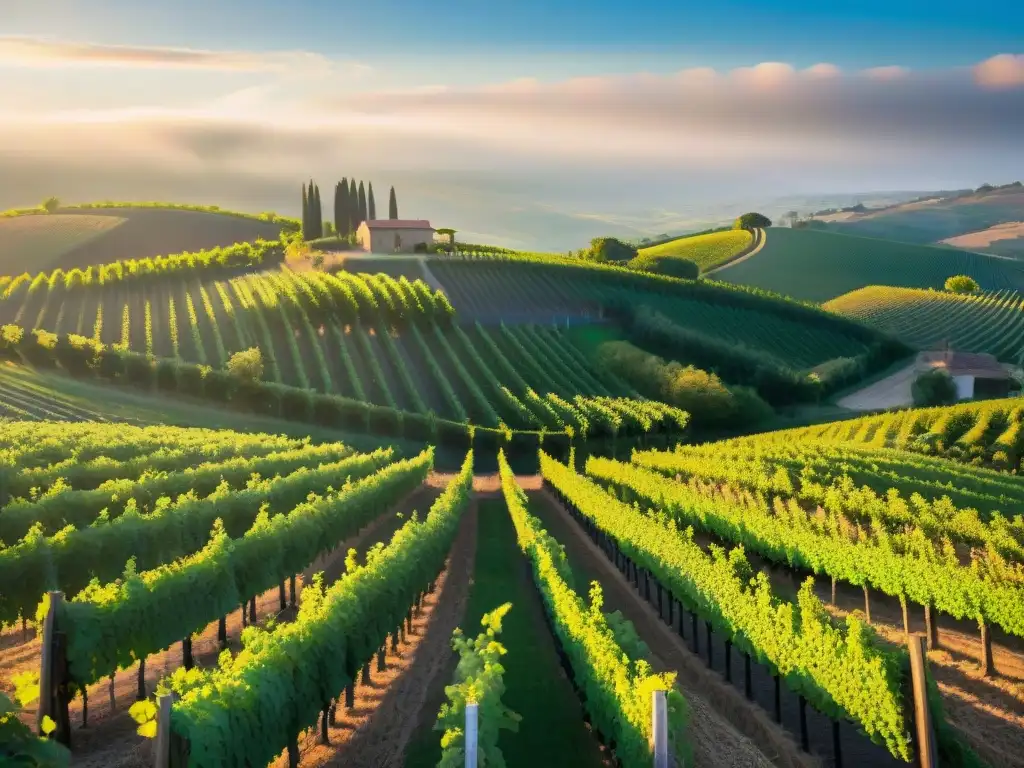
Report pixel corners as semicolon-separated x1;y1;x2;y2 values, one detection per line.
301;183;309;239
944;275;979;294
912;368;958;406
368;182;377;220
357;181;368;226
334;179;346;235
585;236;637;263
41;196;60;213
733;212;772;229
227;347;264;383
388;186;398;219
348;179;358;232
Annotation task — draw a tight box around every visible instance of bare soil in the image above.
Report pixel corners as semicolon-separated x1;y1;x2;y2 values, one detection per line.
269;497;478;767
836;362;917;411
941;221;1024;249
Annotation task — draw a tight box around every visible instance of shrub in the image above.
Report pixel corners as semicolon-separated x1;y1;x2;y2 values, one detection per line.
912;368;959;406
203;369;237;402
629;254;699;280
227;347;264;383
583;237;637;263
54;334;102;377
236;380;282;416
280;388;313;421
0;324;23;351
96;348;127;381
597;340;772;430
41;196;60;213
177;363;208;397
123;352;156;389
733;212;772;229
155;359;180;391
944;275;979;294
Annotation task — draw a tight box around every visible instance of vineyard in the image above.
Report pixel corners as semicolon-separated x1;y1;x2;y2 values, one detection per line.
765;396;1024;470
713;227;1024;302
825;285;1024;361
630;229;754;275
6;410;1024;766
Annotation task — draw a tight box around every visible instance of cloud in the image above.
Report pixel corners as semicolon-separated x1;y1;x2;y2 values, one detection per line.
861;65;910;80
0;35;361;73
974;53;1024;89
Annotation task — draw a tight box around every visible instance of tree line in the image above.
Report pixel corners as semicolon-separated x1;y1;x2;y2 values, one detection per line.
301;179;399;240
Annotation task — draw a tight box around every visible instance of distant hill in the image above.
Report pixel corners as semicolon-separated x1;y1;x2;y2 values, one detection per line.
825;285;1024;361
712;227;1024;303
0;204;293;275
813;184;1024;258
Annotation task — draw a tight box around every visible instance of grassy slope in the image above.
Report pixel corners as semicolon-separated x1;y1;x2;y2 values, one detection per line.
0;215;128;274
405;498;606;768
825;286;1024;360
714;227;1024;303
631;229;752;274
0;360;415;455
0;207;286;274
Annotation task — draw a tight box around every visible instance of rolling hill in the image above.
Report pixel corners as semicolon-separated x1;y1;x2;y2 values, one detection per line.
712;226;1024;302
817;184;1024;257
826;285;1024;361
0;204;295;273
628;229;754;275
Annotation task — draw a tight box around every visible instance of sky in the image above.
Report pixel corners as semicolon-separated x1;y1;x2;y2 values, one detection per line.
0;0;1022;249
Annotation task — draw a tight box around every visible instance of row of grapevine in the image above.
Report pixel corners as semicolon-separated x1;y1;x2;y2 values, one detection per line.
586;454;1024;647
152;452;473;767
499;452;687;767
771;398;1024;471
0;441;352;543
50;449;430;687
0;450;395;626
631;444;1024;563
825;286;1024;362
538;451;914;761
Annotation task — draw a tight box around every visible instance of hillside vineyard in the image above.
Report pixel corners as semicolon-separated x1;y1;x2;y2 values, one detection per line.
3;205;1023;768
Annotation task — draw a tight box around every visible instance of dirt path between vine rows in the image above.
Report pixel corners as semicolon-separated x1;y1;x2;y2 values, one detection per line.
530;487;813;768
272;497;478;767
0;483;440;768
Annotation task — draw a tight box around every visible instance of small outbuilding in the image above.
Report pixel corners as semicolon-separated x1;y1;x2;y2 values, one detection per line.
356;220;435;253
917;349;1014;400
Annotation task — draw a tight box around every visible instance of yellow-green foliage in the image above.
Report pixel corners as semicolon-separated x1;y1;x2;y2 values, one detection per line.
631;230;752;274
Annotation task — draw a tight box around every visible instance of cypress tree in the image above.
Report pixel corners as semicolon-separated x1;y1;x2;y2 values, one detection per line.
388;186;398;219
301;183;309;238
357;181;368;227
368;182;376;220
334;180;344;235
340;178;352;235
314;184;323;239
348;179;358;232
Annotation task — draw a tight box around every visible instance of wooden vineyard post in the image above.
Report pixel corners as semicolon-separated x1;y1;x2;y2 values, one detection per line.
38;591;71;745
651;690;670;768
979;618;994;677
908;635;938;768
154;692;173;768
465;702;479;768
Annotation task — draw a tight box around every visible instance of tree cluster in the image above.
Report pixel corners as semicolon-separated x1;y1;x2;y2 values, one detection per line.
301;179;400;241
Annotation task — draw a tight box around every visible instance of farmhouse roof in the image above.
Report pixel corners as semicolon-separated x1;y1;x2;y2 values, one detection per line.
917;350;1010;379
362;219;434;230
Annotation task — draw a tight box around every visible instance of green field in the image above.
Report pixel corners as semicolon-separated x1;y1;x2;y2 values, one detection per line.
0;205;290;273
714;227;1024;302
629;229;753;275
826;285;1024;361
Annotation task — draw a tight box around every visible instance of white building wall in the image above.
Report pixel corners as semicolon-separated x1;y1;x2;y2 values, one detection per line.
357;227;434;253
953;375;975;400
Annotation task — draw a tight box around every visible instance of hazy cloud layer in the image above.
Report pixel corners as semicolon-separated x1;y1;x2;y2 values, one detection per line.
0;35;353;73
1;52;1021;248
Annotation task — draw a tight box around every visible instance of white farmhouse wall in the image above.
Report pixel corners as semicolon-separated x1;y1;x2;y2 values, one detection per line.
953;374;975;400
356;224;434;253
